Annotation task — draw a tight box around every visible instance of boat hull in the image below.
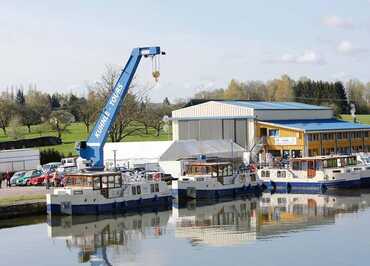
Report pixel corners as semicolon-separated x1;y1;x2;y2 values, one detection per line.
47;195;172;215
172;183;263;201
263;178;362;193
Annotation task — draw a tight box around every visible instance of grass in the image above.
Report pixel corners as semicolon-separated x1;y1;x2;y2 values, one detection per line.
0;122;172;156
340;114;370;124
0;194;46;206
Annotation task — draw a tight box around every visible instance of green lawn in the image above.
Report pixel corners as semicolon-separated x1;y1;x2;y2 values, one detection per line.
0;122;172;156
340;114;370;124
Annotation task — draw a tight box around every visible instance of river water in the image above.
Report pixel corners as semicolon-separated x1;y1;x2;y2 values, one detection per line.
1;190;370;266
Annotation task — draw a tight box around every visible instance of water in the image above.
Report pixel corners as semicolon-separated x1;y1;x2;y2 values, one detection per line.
2;191;370;266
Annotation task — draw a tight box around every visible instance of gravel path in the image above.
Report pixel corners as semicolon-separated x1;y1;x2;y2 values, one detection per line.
0;184;48;199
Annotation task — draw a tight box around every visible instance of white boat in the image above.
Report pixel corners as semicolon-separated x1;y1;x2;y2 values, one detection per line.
47;171;172;215
258;155;362;193
355;153;370;187
172;161;263;201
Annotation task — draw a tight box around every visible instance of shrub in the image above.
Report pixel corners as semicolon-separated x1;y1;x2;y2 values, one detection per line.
40;149;64;165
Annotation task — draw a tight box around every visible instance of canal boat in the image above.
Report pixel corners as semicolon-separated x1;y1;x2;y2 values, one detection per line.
47;171;172;215
172;161;263;201
258;155;362;193
355;153;370;187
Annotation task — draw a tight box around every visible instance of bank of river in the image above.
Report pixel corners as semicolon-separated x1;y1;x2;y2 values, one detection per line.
1;190;370;266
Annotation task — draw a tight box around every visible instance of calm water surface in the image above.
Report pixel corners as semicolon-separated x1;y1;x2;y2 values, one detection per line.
1;191;370;266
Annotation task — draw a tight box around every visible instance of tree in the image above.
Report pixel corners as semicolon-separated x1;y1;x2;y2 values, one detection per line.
346;79;368;114
0;99;15;135
15;89;25;106
48;110;75;139
80;90;100;133
20;105;41;133
267;74;294;101
26;89;52;122
50;94;61;109
223;79;245;99
92;65;140;142
8;116;25;140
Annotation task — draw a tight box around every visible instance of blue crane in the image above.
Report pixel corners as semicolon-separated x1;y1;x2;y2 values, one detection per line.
77;46;164;169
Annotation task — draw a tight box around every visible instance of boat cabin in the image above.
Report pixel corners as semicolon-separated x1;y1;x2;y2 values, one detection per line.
290;155;357;178
64;171;122;190
184;162;233;178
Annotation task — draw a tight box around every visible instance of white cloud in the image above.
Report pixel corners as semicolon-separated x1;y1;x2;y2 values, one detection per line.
271;50;325;65
322;15;354;29
336;40;368;55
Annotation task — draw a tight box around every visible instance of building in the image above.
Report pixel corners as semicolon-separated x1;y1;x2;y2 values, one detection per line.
172;100;370;158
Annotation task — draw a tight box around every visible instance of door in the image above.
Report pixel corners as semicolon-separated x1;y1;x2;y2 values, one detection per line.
307;160;316;178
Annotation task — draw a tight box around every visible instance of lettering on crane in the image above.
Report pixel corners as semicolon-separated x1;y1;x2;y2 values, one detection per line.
94;110;110;139
109;84;124;106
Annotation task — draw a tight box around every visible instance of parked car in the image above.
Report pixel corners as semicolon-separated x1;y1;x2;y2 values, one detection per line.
40;162;62;173
10;171;26;186
16;169;43;186
61;157;76;167
29;171;54;186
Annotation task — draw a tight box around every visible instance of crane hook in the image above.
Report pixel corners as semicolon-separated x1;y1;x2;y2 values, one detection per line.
152;55;160;82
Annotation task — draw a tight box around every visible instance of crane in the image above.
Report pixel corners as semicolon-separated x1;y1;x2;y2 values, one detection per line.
76;46;165;170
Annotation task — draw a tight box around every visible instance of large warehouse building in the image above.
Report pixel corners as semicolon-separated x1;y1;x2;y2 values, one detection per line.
172;101;370;158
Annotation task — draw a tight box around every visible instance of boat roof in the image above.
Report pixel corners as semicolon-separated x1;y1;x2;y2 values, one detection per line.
292;155;356;161
65;171;120;177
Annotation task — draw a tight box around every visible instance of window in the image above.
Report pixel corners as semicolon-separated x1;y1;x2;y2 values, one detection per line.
137;185;141;194
269;129;279;137
108;175;115;188
336;132;342;140
277;171;286;178
155;183;159;192
132;186;137;195
114;175;122;188
292;161;301;170
150;184;155;193
102;176;108;188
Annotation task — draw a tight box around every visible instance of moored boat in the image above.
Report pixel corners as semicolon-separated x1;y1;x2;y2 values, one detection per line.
258;155;362;193
47;171;172;215
172;161;263;201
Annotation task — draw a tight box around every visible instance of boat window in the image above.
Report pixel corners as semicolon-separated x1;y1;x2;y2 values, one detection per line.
265;171;270;177
150;184;155;193
102;176;108;188
108;175;115;188
137;186;141;194
269;129;279;137
132;186;137;195
93;177;101;190
87;177;93;187
261;171;265;177
251;174;256;182
292;161;301;170
277;171;286;178
155;183;159;192
114;175;122;188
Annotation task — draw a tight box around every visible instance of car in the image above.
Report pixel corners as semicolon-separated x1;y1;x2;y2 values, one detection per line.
10;171;26;186
29;171;54;186
16;169;43;186
61;157;76;167
40;162;62;173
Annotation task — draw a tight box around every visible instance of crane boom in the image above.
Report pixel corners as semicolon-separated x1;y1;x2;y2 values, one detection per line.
77;46;163;169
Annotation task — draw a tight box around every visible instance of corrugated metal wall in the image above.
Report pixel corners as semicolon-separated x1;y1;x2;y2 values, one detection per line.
176;119;249;149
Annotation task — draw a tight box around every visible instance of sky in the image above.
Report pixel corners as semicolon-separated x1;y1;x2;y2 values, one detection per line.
0;0;369;102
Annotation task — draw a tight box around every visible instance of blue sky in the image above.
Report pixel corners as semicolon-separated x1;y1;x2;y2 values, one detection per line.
0;0;369;101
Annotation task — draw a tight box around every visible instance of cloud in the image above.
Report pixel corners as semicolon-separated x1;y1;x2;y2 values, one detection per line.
322;15;354;29
336;40;368;55
269;50;325;65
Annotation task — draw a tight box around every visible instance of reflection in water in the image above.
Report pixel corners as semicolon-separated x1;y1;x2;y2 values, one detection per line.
47;190;370;264
48;211;170;265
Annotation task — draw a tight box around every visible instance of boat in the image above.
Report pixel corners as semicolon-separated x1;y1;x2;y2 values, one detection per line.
47;171;172;215
258;155;362;193
354;153;370;187
172;161;263;201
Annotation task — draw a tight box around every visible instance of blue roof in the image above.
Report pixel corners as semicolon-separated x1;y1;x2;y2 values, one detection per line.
262;119;370;132
223;101;330;110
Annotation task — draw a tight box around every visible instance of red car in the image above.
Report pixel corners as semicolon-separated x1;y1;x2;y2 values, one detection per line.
29;171;53;186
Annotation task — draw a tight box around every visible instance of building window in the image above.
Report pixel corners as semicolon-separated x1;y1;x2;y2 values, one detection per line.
336;132;342;140
268;129;279;137
342;132;348;139
364;131;369;138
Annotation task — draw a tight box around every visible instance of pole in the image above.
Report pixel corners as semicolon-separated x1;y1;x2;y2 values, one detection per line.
113;150;117;170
